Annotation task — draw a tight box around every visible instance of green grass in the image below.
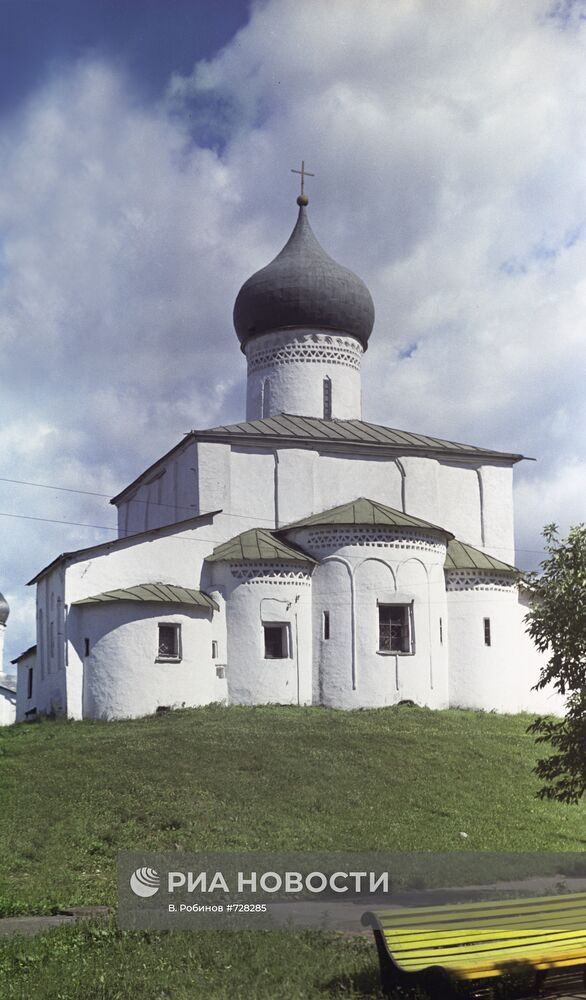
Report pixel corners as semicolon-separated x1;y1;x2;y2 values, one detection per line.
1;703;585;998
1;704;585;915
0;919;382;999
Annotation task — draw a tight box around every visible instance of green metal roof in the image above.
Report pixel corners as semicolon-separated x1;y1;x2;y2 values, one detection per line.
73;583;219;610
205;527;316;564
196;415;527;462
282;497;453;536
444;539;520;574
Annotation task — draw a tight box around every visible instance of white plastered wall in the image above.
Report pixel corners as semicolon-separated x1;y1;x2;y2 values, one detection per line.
0;687;16;726
77;602;219;720
210;562;313;706
313;454;404;518
447;576;565;715
117;439;201;536
15;649;37;722
288;526;449;710
229;448;276;532
438;463;483;549
245;329;363;420
115;432;516;574
479;465;515;565
32;567;68;718
43;513;231;720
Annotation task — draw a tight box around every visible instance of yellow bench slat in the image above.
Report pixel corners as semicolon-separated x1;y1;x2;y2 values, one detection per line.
365;894;586;988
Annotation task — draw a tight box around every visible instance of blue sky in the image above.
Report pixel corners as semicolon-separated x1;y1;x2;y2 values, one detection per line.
0;1;249;113
1;0;586;667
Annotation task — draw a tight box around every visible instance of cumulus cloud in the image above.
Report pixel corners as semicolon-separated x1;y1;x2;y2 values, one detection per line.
1;0;586;662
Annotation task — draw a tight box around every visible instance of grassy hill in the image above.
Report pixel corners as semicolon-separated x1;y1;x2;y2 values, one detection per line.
1;704;585;998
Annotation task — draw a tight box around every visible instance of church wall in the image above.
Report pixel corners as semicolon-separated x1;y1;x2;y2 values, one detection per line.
197;441;230;517
0;687;16;726
32;566;68;718
211;563;313;706
310;557;352;705
291;526;449;709
446;578;564;715
313;454;404;516
478;465;515;565
229;448;276;531
275;448;316;526
75;603;218;720
15;648;37;722
116;440;201;536
515;589;565;716
64;518;222;605
30;515;231;721
398;456;440;525
437;462;483;548
245;329;363;421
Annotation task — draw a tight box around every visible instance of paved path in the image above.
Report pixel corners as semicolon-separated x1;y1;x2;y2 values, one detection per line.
0;906;111;938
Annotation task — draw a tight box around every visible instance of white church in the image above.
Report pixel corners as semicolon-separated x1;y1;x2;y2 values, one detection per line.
11;187;563;723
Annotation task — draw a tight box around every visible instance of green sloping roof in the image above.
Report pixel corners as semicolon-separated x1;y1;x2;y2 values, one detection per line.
205;528;316;564
73;583;219;611
444;539;520;574
197;414;527;462
282;497;453;536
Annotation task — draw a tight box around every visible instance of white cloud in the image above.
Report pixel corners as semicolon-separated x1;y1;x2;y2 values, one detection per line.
1;0;586;662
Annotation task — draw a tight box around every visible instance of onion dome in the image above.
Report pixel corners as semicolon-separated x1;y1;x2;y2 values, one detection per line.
233;202;375;351
0;592;9;626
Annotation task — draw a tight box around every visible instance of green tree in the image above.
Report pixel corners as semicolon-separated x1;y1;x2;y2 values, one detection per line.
525;523;586;803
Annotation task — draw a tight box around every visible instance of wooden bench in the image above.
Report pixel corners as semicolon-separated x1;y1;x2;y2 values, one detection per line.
362;891;586;998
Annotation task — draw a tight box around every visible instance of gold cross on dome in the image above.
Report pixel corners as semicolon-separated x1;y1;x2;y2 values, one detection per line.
291;160;315;199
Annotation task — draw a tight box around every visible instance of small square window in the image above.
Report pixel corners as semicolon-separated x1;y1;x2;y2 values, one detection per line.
158;623;181;661
484;618;491;647
263;623;290;659
378;604;413;654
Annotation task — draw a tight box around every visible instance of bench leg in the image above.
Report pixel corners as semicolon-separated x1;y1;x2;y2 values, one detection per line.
420;966;462;1000
372;929;396;997
534;969;548;995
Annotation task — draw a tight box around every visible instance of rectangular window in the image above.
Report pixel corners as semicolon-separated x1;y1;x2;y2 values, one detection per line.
439;617;443;645
378;604;413;654
263;623;290;659
322;610;331;640
158;623;182;661
84;637;90;657
323;378;332;419
484;618;491;647
211;640;219;659
27;668;33;700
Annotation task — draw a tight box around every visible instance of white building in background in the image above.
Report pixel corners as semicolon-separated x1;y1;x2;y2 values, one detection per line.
0;593;16;726
14;192;561;722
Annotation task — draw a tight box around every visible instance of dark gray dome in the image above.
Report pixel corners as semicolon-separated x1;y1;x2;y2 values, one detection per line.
233;205;375;351
0;592;9;626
